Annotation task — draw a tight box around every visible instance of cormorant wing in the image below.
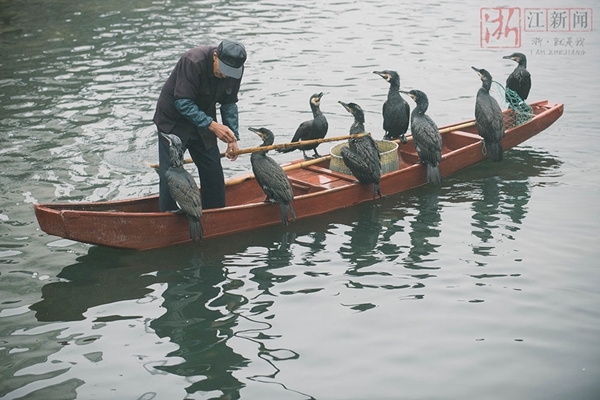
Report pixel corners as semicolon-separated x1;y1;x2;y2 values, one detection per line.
290;119;314;142
382;97;410;136
506;67;531;101
252;155;294;203
413;115;442;165
341;146;380;184
475;90;505;142
165;168;202;219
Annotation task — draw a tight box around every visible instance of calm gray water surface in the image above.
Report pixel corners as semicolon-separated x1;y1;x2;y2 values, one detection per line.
1;0;599;399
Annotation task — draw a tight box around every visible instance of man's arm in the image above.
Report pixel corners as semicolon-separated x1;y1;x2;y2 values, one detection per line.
174;98;213;128
220;103;239;140
175;98;239;160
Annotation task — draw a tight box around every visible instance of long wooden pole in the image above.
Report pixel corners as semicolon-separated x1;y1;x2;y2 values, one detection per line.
147;133;367;169
233;132;367;156
222;120;478;186
147;120;478;169
391;120;478;144
439;120;476;134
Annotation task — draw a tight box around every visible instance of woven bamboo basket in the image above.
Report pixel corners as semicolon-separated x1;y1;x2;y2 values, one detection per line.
329;139;399;175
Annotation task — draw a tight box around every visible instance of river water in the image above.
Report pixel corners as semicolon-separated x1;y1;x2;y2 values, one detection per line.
1;0;599;399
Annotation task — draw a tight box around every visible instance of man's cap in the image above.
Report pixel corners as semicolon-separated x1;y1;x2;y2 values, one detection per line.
216;40;247;79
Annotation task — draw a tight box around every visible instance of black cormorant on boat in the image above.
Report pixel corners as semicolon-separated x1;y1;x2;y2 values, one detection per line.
401;89;442;186
338;101;382;199
373;70;410;144
249;127;296;225
503;52;531;102
278;92;328;160
472;66;505;162
161;133;203;241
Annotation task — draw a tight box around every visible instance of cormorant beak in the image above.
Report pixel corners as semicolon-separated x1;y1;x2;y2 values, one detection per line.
338;101;351;113
399;90;415;101
249;127;268;140
471;66;483;78
502;55;516;61
160;132;172;145
373;71;389;81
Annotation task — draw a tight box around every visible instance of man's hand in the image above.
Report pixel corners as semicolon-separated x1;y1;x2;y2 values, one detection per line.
225;141;239;161
208;121;238;160
209;121;237;143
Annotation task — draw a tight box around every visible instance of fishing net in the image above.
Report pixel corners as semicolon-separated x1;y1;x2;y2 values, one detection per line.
491;81;534;129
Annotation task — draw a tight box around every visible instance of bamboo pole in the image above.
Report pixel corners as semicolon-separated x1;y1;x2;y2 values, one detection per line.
222;120;478;186
385;120;478;146
439;120;476;134
147;133;367;169
233;132;368;156
147;120;478;169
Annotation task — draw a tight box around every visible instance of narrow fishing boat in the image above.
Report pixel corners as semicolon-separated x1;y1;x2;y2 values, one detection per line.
34;100;563;250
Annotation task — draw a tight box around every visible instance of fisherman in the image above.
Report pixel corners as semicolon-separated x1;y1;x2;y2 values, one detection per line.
153;39;247;210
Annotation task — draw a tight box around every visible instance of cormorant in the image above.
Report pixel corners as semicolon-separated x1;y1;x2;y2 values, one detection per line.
472;66;505;162
503;52;531;102
338;101;382;199
161;133;203;241
401;89;442;186
249;127;297;225
373;70;410;144
278;92;328;160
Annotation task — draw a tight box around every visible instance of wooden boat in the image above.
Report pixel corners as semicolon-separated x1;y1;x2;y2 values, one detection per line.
34;100;563;251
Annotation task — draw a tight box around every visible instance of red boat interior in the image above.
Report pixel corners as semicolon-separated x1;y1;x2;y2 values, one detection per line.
226;128;483;207
227;105;544;206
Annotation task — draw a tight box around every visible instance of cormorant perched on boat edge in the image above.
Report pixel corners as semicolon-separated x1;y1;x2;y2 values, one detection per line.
503;52;531;102
373;70;410;144
277;92;328;160
401;89;442;186
338;101;382;199
472;66;505;162
249;127;297;225
161;133;203;241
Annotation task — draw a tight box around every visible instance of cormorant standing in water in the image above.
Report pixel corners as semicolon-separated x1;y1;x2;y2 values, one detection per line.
401;89;442;186
249;127;296;225
161;133;203;241
503;52;531;102
278;92;328;160
338;101;382;199
472;66;505;162
373;70;410;144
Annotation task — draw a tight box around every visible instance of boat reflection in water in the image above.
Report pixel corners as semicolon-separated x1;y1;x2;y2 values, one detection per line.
27;147;561;398
29;227;314;397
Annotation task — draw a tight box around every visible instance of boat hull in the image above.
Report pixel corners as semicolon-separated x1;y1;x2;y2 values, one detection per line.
34;101;564;250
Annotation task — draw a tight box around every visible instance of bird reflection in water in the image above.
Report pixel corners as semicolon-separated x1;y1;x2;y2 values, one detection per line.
150;256;249;397
470;176;530;258
339;204;383;267
456;148;562;258
403;192;442;271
